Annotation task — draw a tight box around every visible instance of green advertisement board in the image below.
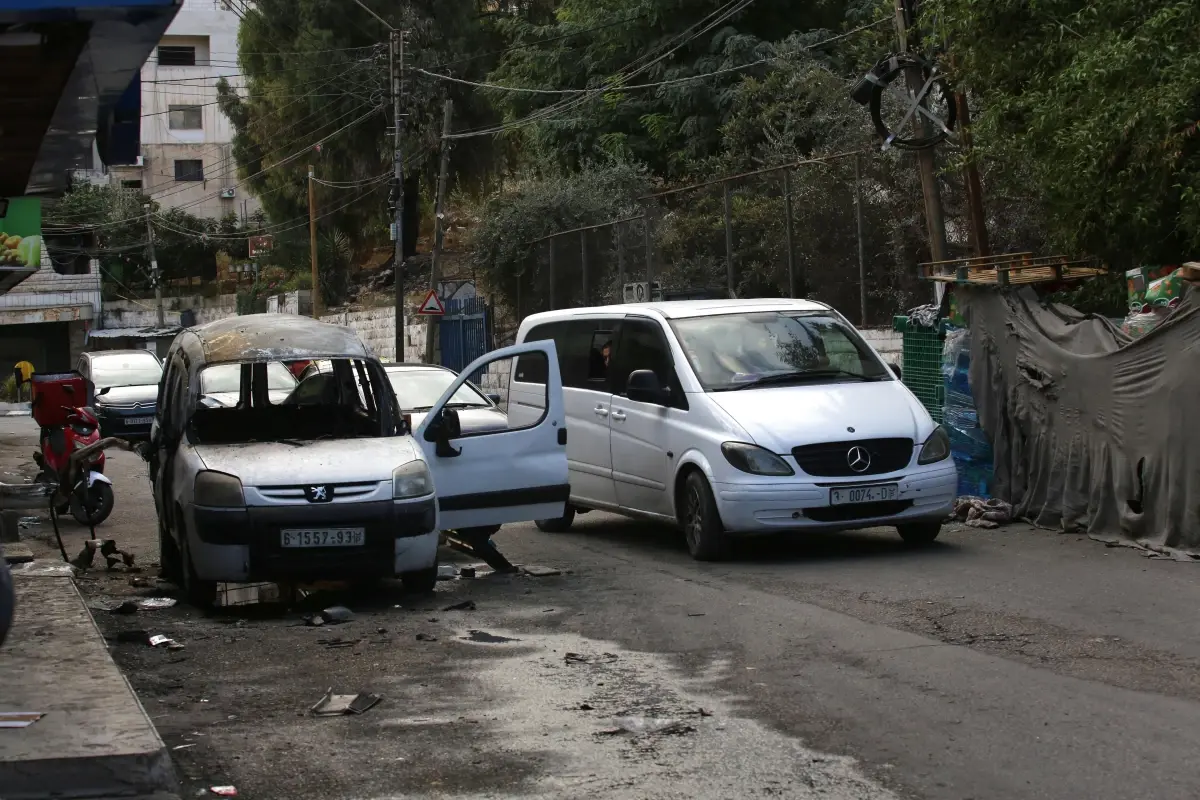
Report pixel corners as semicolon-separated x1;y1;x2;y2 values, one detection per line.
0;197;42;270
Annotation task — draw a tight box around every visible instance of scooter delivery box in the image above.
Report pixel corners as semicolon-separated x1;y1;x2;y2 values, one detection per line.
31;372;91;428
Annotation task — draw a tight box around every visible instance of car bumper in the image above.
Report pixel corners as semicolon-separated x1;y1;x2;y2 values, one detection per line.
188;496;438;582
712;462;957;534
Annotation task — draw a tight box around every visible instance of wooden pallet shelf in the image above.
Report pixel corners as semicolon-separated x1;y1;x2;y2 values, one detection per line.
919;253;1108;286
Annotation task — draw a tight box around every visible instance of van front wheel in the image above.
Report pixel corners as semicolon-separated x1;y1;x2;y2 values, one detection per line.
681;472;731;561
535;506;576;533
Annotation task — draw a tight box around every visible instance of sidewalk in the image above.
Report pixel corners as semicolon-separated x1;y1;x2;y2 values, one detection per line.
0;416;178;800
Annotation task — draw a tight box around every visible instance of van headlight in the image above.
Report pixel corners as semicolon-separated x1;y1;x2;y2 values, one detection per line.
917;426;951;464
194;470;245;507
392;459;433;498
720;442;795;476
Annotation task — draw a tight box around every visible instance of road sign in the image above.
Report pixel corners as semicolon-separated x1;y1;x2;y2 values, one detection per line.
248;235;273;258
416;290;445;316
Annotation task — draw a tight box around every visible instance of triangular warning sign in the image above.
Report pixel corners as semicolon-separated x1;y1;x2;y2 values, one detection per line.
416;290;445;315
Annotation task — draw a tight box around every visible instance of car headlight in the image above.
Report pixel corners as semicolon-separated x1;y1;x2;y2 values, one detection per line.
193;470;245;507
721;442;795;476
393;459;433;499
918;426;951;464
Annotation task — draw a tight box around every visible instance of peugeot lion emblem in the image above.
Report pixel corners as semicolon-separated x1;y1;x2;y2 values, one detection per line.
846;446;871;473
307;485;331;503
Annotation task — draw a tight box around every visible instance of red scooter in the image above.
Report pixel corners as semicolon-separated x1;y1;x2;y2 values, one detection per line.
30;373;116;526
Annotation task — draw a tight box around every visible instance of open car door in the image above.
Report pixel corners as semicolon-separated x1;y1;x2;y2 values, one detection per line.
416;341;568;530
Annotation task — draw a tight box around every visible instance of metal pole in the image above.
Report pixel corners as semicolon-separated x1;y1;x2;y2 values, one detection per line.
391;30;406;361
782;170;796;298
307;165;320;318
424;99;453;364
855;154;867;326
579;229;589;306
548;237;556;311
643;211;653;288
144;204;164;327
615;222;625;300
723;183;735;299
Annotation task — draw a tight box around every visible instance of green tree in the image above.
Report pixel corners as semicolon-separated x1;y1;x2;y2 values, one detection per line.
928;0;1200;265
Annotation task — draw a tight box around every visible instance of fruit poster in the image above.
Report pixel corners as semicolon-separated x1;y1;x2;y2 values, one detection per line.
0;198;42;270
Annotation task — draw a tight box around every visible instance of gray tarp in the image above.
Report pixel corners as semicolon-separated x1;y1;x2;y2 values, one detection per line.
962;285;1200;557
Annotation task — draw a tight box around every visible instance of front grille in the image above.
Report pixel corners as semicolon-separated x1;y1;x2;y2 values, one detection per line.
804;500;913;523
792;438;913;477
258;482;378;504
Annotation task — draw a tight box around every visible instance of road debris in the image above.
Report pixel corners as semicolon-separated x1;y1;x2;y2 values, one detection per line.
173;743;196;750
564;652;619;665
310;689;383;716
437;564;458;580
138;597;177;610
462;630;518;643
415;633;438;642
0;711;45;728
442;600;476;611
600;716;696;737
209;786;238;797
109;600;139;615
70;539;137;572
320;605;354;624
951;496;1014;528
459;567;476;578
316;637;360;649
148;634;184;651
687;612;706;617
521;565;562;577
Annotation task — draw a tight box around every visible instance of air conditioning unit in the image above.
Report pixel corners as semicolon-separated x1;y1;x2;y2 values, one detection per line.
219;187;236;199
622;282;663;304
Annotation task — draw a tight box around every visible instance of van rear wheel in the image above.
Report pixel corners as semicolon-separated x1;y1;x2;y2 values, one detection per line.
681;472;731;561
535;506;576;533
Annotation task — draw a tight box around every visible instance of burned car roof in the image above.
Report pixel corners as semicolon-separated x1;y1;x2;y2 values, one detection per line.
175;314;373;365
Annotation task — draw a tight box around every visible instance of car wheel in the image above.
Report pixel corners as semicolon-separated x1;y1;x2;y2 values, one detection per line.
897;521;942;546
680;471;731;562
401;566;438;593
159;518;183;584
535;506;576;533
179;523;217;608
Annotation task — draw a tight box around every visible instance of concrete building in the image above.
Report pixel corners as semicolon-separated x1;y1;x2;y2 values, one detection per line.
110;0;259;221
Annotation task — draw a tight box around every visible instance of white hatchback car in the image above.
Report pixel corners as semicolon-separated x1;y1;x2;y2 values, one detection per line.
509;299;957;560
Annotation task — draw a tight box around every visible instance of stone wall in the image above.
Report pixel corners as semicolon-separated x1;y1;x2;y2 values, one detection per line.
859;327;903;367
101;294;238;329
319;307;428;363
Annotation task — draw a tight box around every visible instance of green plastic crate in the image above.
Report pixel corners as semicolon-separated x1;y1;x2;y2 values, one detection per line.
892;316;945;423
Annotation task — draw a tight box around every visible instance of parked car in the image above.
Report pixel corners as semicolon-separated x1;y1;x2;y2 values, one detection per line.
144;314;569;605
509;299;957;561
384;363;507;434
77;349;163;439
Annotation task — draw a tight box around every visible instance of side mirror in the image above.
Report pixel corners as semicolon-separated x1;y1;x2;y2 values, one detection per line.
627;370;666;405
486;392;502;405
423;408;462;457
887;361;902;380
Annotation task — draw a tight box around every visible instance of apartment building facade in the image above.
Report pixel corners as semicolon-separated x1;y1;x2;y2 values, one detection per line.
111;0;260;220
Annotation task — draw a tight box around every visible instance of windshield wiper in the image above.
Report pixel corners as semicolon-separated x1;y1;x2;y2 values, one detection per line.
719;369;882;391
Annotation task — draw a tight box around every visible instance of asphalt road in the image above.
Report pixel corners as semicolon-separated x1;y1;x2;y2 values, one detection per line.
8;416;1200;800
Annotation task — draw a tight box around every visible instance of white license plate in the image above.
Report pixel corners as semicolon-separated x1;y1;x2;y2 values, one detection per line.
829;484;899;505
127;416;154;426
280;528;366;548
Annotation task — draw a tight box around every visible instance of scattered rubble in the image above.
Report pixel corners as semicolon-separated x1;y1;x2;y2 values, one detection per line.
310;689;382;716
951;496;1014;529
600;716;696;737
442;600;476;611
462;630;518;644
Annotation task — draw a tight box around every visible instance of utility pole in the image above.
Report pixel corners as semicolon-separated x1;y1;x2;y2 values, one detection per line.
954;88;990;257
894;0;948;266
144;204;164;327
424;99;453;364
391;29;406;362
307;165;320;318
854;154;867;326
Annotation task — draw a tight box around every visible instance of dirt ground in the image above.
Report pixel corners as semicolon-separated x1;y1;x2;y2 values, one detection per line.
10;416;1200;800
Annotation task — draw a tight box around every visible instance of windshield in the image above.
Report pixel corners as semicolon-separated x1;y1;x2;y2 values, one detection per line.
201;362;298;394
91;353;163;389
671;311;890;391
387;367;491;410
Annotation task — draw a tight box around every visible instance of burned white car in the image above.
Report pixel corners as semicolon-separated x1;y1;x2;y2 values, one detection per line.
144;315;569;606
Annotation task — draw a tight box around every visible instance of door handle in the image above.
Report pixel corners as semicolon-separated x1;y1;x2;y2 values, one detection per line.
610;410;627;421
594;406;609;417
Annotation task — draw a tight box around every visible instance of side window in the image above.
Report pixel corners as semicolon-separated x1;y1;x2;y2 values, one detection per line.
561;319;618;390
514;322;559;384
611;318;678;400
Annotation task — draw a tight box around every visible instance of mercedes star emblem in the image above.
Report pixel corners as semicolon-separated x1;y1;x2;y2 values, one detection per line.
846;446;871;473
